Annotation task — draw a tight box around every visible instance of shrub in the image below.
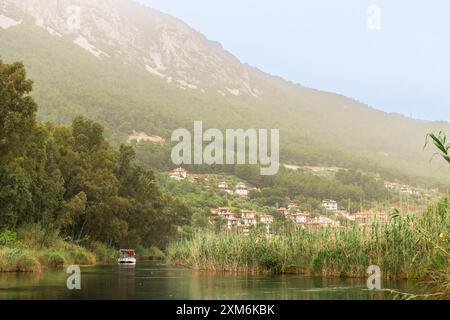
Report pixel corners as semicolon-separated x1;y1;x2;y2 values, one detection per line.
16;224;46;248
0;247;41;272
17;223;61;249
67;245;96;265
136;246;165;260
90;241;117;264
38;249;69;268
256;247;283;273
0;231;19;248
38;246;96;268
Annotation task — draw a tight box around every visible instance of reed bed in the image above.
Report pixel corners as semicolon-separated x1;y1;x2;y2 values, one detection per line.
168;208;449;281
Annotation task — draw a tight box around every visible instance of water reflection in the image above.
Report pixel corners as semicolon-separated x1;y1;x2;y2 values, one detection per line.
0;262;416;300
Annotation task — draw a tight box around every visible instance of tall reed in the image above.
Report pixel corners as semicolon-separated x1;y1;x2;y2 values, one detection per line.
168;207;449;280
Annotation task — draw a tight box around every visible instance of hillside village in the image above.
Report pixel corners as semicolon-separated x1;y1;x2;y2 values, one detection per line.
166;167;440;235
210;205;342;236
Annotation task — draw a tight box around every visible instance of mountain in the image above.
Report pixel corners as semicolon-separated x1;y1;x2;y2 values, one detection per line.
1;0;259;95
1;0;449;185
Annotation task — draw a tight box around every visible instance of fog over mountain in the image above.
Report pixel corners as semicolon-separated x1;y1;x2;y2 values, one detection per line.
1;0;262;96
1;0;449;184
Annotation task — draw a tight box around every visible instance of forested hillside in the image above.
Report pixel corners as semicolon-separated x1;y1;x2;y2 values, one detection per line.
0;0;449;187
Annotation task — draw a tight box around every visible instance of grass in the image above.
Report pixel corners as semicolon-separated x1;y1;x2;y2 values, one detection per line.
89;241;118;264
167;200;450;283
0;239;164;272
37;245;96;268
0;226;97;272
0;247;41;273
0;245;97;273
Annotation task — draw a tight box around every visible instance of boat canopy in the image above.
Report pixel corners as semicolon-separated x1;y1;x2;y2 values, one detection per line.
119;249;136;257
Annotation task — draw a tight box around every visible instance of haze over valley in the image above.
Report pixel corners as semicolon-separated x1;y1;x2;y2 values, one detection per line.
1;0;449;185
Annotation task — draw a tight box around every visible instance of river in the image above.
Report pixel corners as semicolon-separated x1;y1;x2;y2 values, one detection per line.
0;261;417;300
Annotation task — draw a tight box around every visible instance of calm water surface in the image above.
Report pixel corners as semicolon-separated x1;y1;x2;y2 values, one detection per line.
0;261;417;300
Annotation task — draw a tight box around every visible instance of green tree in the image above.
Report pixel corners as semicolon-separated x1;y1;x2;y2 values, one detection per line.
0;60;192;250
0;61;37;163
0;61;39;230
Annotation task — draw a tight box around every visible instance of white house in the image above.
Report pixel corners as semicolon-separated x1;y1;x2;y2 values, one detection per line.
241;210;256;219
170;167;187;180
322;199;338;211
218;182;229;189
385;182;400;191
290;213;309;224
260;215;274;234
260;215;274;224
241;210;257;227
235;183;249;197
218;208;235;220
222;213;235;220
315;216;340;227
218;182;233;195
218;207;233;215
243;217;258;227
287;204;301;211
227;218;240;230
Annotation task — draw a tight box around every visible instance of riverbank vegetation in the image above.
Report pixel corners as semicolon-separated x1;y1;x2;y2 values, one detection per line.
0;60;190;272
167;198;449;281
0;229;95;272
166;132;450;298
167;133;450;298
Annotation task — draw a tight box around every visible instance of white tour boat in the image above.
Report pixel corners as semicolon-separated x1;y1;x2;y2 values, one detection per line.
118;249;137;265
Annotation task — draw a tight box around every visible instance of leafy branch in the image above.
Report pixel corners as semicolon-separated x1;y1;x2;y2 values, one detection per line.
425;132;450;166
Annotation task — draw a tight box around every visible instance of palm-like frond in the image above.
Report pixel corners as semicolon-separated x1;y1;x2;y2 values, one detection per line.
425;132;450;165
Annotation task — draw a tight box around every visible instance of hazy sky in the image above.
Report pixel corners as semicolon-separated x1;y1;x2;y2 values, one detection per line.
139;0;450;122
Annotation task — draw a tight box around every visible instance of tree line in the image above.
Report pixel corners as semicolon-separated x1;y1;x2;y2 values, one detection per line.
0;60;191;249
